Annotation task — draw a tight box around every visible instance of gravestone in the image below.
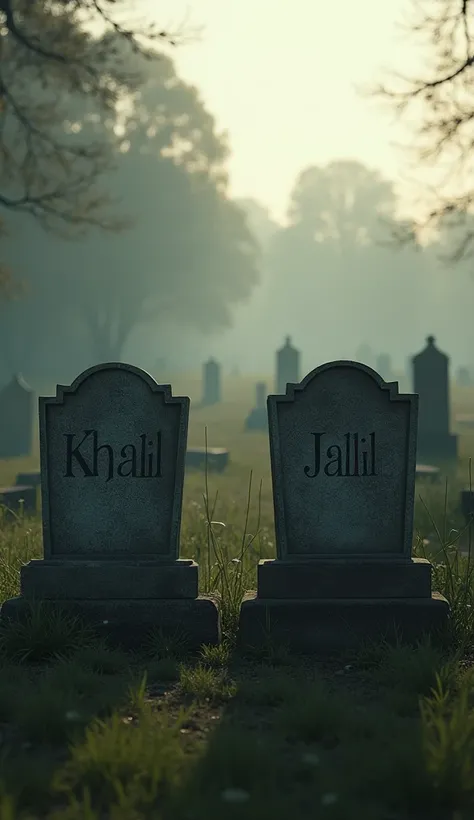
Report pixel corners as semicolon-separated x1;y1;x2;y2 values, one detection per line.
412;336;457;462
276;337;300;395
355;343;375;369
239;361;449;653
186;447;229;472
376;353;393;382
456;366;472;387
461;489;474;525
244;382;268;431
0;374;34;458
202;358;221;405
1;363;220;648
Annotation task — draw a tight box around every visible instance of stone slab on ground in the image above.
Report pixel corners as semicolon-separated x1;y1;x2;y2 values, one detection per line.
238;593;450;653
257;558;433;599
186;447;229;472
1;596;221;651
15;471;41;487
0;485;37;515
20;559;198;600
415;463;440;482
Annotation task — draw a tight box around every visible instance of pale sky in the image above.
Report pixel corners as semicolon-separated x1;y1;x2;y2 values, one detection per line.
151;0;426;222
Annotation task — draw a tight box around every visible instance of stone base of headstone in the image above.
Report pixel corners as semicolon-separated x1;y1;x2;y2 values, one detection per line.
244;408;268;431
238;558;449;653
417;433;458;462
1;558;221;650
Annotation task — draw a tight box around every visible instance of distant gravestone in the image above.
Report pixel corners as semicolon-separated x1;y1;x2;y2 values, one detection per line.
0;374;34;459
456;367;472;387
412;336;457;462
376;353;393;382
276;336;300;395
186;447;229;472
1;363;220;648
244;382;268;431
355;343;375;369
239;361;449;652
202;358;221;405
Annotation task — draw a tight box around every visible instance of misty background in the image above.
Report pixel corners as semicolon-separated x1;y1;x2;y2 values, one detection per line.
1;1;473;388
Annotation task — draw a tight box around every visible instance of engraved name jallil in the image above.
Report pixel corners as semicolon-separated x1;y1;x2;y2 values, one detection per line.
63;430;162;481
304;432;376;478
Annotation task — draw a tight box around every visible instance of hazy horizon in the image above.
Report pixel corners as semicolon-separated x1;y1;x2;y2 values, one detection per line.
154;0;427;223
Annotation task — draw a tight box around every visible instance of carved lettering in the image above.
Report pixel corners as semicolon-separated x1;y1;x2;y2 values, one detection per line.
304;432;376;478
63;431;162;480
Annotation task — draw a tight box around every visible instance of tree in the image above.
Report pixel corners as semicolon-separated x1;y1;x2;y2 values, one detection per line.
375;0;474;259
0;0;186;232
1;43;259;367
263;160;426;358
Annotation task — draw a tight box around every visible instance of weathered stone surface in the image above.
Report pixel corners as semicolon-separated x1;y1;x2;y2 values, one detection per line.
1;596;221;650
20;559;198;600
238;593;450;653
237;360;450;653
39;363;189;560
268;361;417;559
257;558;432;599
1;363;221;649
275;336;300;395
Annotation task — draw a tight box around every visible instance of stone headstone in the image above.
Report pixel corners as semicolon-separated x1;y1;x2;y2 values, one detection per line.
276;336;300;395
239;360;449;652
376;353;393;382
202;358;221;405
355;343;375;369
0;374;34;459
244;382;268;431
1;363;220;648
412;336;457;462
456;366;472;387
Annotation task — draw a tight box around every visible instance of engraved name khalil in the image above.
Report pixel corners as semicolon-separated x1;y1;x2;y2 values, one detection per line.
304;433;376;478
63;430;162;481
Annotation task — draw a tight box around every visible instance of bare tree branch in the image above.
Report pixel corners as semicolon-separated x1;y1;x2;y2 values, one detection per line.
0;1;199;234
370;0;474;260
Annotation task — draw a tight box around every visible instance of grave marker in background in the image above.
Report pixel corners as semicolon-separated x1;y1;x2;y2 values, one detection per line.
244;381;268;431
275;336;300;395
376;353;394;383
412;336;457;462
239;361;449;652
1;363;220;648
202;358;221;405
0;374;34;458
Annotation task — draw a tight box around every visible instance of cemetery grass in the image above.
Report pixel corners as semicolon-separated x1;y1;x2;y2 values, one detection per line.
1;393;474;818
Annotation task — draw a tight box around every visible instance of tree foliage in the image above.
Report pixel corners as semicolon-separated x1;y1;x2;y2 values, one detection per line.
1;41;259;369
0;0;184;232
